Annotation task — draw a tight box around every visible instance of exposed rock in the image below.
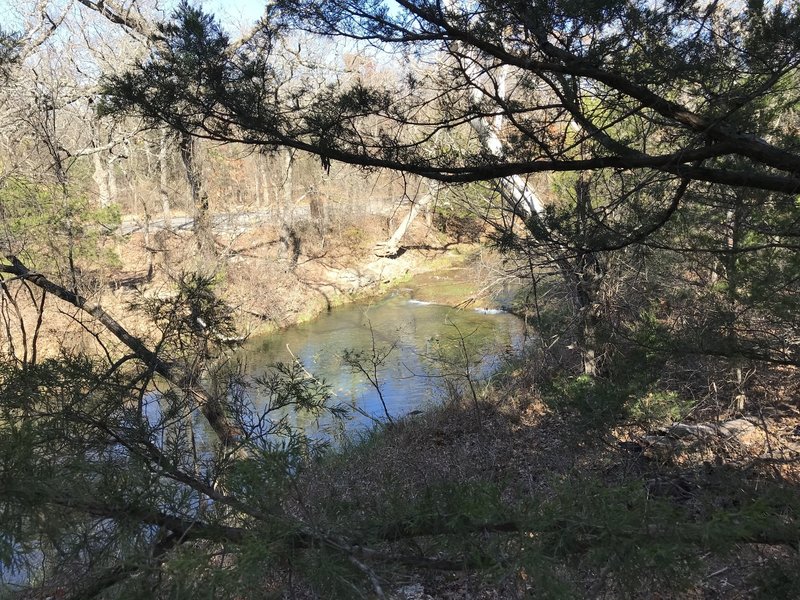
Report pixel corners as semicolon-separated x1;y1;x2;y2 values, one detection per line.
392;583;434;600
618;440;643;453
374;241;402;258
640;418;761;460
641;435;679;460
667;423;717;439
717;418;756;438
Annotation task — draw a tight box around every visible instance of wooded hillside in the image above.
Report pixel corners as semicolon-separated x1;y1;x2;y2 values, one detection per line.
1;1;799;598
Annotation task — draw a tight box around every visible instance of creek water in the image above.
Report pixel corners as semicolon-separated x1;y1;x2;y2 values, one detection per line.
0;268;527;589
241;270;527;436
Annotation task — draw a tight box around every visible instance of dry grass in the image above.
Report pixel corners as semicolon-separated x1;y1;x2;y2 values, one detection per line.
283;363;800;599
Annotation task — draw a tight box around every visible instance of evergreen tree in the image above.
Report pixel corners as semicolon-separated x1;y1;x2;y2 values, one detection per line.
100;0;800;370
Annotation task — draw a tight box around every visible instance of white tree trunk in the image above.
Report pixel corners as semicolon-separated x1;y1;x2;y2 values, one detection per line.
456;34;603;374
278;149;300;266
375;187;436;257
375;56;548;256
465;63;545;219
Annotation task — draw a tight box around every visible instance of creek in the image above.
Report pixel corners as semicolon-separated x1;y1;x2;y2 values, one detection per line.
240;267;528;436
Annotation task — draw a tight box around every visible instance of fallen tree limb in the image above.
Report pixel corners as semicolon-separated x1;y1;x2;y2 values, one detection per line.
0;255;242;445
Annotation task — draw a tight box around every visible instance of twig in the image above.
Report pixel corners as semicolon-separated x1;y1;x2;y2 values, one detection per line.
348;555;386;599
705;566;730;580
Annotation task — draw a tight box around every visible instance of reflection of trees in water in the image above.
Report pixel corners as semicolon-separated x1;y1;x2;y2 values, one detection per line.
241;298;525;431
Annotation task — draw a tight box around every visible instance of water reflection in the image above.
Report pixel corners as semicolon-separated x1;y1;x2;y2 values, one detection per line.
242;290;526;434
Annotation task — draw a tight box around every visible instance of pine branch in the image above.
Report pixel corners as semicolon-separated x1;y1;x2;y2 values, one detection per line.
0;255;242;446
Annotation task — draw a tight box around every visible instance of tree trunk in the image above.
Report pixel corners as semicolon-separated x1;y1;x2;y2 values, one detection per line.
375;184;436;257
725;193;746;409
159;128;172;232
91;149;113;207
724;195;743;339
141;193;155;282
277;149;299;267
91;121;116;208
574;175;603;376
36;94;79;294
574;259;602;377
179;131;215;262
255;149;270;207
309;185;327;237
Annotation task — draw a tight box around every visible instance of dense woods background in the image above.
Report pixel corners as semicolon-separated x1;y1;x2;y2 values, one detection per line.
1;0;799;598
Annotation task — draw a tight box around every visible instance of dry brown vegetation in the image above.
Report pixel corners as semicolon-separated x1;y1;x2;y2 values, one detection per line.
288;356;800;599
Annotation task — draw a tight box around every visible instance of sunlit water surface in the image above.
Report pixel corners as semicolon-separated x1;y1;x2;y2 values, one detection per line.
240;287;527;436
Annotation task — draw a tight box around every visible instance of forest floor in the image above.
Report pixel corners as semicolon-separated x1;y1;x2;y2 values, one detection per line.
103;206;800;598
293;369;800;599
12;205;800;597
